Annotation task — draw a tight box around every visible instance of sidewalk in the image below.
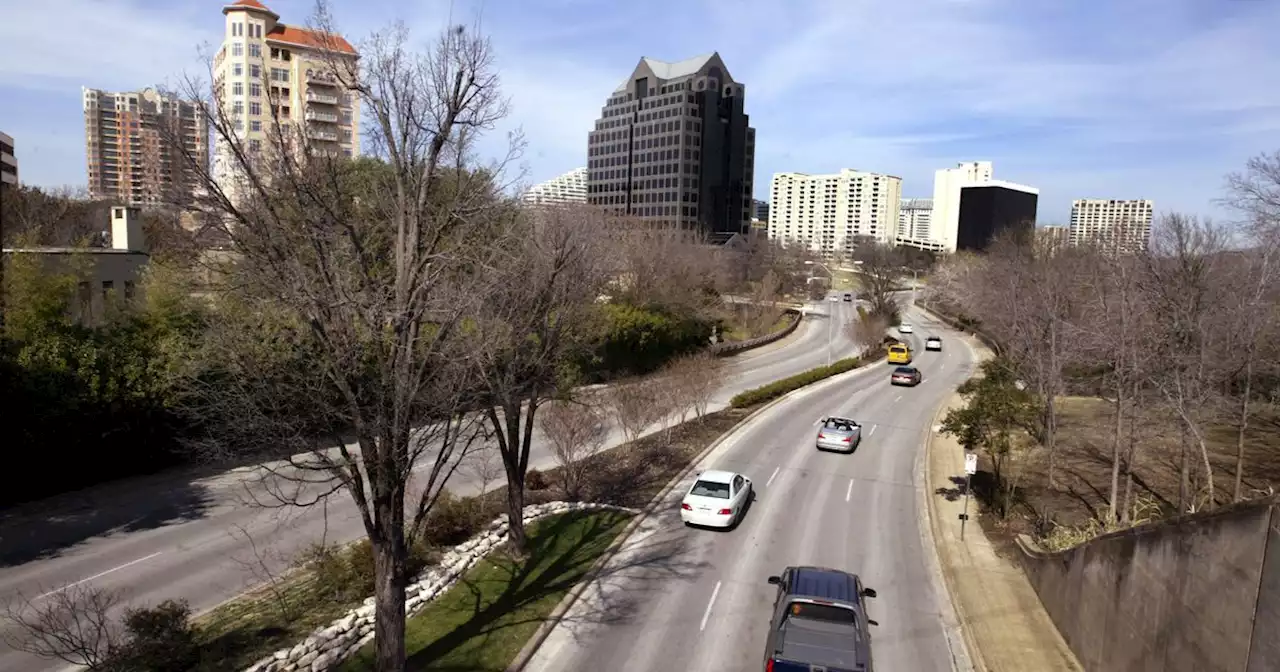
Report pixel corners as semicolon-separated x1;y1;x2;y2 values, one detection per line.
925;337;1082;672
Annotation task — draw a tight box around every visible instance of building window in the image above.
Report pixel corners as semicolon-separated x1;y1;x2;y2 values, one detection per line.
248;43;261;58
250;83;262;97
250;120;261;132
249;102;261;116
102;280;114;303
233;101;244;115
249;139;261;152
250;64;261;80
231;42;243;57
232;82;243;96
271;68;289;82
124;281;135;302
233;63;243;76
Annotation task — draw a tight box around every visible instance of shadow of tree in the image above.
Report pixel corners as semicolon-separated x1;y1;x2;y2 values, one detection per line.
334;509;707;671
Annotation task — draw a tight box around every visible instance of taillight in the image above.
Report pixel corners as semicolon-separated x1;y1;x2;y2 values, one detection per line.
817;433;825;439
766;659;774;672
717;508;732;515
842;436;852;442
681;503;692;510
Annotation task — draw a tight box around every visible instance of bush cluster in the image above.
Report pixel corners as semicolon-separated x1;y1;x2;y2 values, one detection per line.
729;357;863;408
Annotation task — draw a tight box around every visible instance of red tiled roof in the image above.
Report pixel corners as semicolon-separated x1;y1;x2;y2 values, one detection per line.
229;0;271;10
266;24;357;55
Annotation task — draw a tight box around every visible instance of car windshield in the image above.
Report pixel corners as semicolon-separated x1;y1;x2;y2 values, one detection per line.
690;480;730;499
784;600;858;625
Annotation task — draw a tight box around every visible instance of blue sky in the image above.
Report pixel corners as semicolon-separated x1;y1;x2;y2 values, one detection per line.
2;0;1278;224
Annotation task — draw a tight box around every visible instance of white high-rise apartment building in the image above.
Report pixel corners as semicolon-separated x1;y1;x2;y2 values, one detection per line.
1069;199;1154;254
213;0;360;202
899;160;1037;253
768;169;902;259
522;167;588;205
897;198;933;241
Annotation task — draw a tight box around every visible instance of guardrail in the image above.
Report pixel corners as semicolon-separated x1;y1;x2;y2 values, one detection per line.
917;301;1002;356
711;308;803;357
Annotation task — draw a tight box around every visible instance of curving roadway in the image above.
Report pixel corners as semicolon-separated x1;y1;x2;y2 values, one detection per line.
0;295;867;672
523;304;975;672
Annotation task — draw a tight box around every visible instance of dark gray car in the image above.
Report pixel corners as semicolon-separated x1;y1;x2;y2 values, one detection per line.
763;566;878;672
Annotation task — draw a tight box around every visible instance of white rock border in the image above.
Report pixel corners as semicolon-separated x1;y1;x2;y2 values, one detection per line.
242;501;638;672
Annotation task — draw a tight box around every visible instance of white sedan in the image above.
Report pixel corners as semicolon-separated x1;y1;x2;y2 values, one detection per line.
680;469;753;528
898;323;914;334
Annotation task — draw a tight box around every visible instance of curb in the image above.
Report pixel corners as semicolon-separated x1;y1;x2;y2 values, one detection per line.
916;304;991;671
505;355;887;672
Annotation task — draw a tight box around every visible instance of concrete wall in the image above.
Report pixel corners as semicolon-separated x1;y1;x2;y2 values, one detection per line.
1017;497;1280;672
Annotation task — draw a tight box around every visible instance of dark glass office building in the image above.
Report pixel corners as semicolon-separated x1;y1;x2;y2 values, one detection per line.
586;53;756;236
956;185;1038;252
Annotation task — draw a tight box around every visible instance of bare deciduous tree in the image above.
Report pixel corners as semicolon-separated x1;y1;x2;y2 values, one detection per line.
3;585;124;669
664;351;722;421
472;204;613;553
606;378;660;444
847;237;904;320
170;11;515;669
538;399;608;501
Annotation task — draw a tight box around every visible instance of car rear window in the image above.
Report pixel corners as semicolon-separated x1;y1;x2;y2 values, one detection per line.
889;345;907;353
690;480;730;499
894;367;913;374
824;419;854;431
785;600;858;624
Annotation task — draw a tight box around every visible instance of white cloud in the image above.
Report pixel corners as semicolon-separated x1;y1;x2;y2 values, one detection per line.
0;0;212;93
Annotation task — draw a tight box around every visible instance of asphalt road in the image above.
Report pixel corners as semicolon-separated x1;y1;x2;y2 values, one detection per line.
0;296;866;672
523;304;975;672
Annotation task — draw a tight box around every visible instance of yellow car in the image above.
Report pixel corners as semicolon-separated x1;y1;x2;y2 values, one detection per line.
887;343;913;365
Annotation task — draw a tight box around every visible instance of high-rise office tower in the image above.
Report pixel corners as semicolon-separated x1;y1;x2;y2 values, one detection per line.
82;87;207;206
768;169;902;259
908;161;1037;253
522;167;588;205
586;53;755;237
1069;199;1154;254
213;0;360;202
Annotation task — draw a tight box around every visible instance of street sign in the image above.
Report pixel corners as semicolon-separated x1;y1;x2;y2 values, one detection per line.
964;453;978;475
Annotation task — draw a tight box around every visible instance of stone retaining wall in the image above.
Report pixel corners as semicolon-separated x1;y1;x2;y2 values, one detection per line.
242;501;638;672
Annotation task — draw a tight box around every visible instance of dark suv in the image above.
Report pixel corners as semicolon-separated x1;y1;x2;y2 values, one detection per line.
763;566;877;672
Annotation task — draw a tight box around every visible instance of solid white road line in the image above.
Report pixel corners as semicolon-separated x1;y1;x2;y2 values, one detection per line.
766;466;781;488
700;580;722;631
36;552;164;600
846;479;854;502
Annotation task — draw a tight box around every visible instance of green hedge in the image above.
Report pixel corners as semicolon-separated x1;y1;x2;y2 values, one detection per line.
730;356;863;408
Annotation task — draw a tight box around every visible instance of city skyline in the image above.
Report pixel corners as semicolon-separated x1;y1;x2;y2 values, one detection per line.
1;0;1278;223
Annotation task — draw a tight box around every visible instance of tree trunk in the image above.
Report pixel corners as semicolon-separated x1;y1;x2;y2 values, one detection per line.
1234;363;1253;502
1121;379;1140;524
1178;422;1190;512
1107;382;1125;524
505;455;528;553
372;532;408;672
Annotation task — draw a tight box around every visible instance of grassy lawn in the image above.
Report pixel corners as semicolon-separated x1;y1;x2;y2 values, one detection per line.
337;509;633;671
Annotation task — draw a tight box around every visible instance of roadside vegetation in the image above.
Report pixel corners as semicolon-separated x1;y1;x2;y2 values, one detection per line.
926;149;1280;551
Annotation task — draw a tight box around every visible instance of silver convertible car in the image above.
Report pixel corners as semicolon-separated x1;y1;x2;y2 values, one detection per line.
816;416;863;453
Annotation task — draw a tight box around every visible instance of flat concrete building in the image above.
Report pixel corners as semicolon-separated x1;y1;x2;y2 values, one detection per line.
1069;198;1154;254
587;53;755;236
896;160;1037;253
0;131;15;186
83;87;208;206
522;167;587;205
213;0;360;202
956;184;1038;252
896;198;933;243
769;169;901;259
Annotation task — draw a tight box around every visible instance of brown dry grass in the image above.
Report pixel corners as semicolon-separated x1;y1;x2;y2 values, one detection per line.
986;396;1280;545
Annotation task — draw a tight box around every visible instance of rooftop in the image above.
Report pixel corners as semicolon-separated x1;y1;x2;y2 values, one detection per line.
614;53;719;93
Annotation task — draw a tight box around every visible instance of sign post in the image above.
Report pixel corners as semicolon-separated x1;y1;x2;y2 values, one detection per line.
960;452;978;541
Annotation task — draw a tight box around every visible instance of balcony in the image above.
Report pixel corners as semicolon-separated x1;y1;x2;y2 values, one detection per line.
305;109;339;123
305;91;339;105
306;126;339;142
305;69;339;86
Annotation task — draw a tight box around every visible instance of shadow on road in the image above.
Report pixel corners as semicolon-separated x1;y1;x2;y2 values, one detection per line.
0;471;216;568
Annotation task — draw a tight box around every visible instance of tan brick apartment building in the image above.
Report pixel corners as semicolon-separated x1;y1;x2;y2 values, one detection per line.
0;131;15;186
212;0;360;202
83;87;208;207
